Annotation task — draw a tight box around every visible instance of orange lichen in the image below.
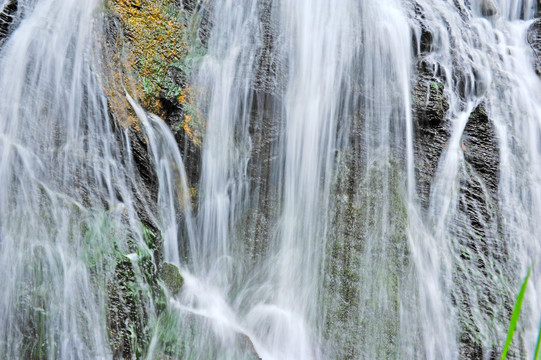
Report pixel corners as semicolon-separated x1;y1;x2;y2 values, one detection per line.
176;86;204;146
106;0;186;113
100;27;141;129
102;0;204;146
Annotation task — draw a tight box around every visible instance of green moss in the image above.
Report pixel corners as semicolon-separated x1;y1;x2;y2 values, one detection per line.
104;0;206;145
160;262;184;295
324;154;409;359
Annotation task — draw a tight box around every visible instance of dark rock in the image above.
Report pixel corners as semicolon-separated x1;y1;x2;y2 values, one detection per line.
193;0;213;48
0;0;17;41
454;104;508;359
160;65;201;192
253;0;287;96
413;3;434;54
414;78;449;127
462;104;499;200
107;257;149;359
239;2;287;259
412;64;450;207
411;54;508;358
180;0;196;14
241;91;283;259
480;0;498;17
528;19;541;75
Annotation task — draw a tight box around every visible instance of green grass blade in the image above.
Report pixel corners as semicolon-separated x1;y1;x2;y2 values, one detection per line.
534;319;541;360
501;266;532;360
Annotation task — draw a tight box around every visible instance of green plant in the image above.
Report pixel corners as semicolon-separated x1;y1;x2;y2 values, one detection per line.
430;82;443;91
534;319;541;360
501;266;531;360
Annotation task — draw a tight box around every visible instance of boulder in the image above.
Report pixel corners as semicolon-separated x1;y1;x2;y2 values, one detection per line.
160;262;184;294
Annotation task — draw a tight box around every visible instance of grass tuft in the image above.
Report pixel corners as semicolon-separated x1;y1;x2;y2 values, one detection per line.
501;266;532;360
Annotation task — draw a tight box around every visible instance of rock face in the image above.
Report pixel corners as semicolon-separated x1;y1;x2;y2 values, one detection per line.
411;51;517;360
455;105;507;360
410;8;513;354
412;63;450;208
103;0;204;190
528;19;541;75
100;1;204;358
108;256;150;359
0;0;17;41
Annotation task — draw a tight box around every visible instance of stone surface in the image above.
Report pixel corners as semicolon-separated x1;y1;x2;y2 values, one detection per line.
480;0;498;17
411;57;507;358
528;19;541;75
160;262;184;294
412;62;451;208
0;0;17;41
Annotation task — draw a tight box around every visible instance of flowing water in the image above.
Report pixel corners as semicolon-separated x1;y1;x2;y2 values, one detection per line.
0;0;540;359
0;0;192;358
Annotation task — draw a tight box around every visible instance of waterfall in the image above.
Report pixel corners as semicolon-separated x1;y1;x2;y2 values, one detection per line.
0;0;191;358
0;0;540;359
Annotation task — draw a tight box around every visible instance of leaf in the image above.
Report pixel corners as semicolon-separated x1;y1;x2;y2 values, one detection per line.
501;266;532;360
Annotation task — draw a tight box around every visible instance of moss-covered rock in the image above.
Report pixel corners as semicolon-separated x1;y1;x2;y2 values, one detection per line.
324;152;409;359
102;0;204;147
160;262;184;295
101;0;204;196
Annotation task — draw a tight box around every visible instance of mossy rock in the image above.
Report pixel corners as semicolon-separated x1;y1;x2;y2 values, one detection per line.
160;262;184;294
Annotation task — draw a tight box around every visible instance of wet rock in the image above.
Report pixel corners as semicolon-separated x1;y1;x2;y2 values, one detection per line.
455;104;508;359
412;64;450;207
238;334;261;359
160;262;184;294
240;2;289;261
528;19;541;75
104;1;204;192
480;0;498;17
0;0;17;41
462;104;499;199
411;53;508;357
192;0;213;48
253;0;287;96
413;3;434;54
242;92;283;259
180;0;196;13
414;79;448;127
160;65;202;192
101;15;160;227
108;257;149;359
101;5;199;357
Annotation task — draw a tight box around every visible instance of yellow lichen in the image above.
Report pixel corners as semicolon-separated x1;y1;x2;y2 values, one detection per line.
102;0;204;145
176;86;204;146
100;27;141;129
108;0;186;110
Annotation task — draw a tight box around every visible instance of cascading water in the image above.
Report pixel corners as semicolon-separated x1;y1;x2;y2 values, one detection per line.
0;1;125;357
1;0;541;359
0;0;192;358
